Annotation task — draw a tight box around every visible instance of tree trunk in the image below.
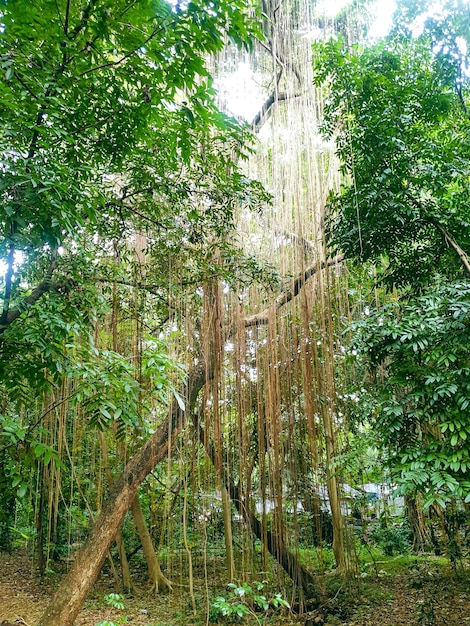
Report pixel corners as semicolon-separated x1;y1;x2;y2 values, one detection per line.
405;493;432;552
37;363;205;626
130;496;172;592
35;469;46;578
323;426;347;572
221;485;235;581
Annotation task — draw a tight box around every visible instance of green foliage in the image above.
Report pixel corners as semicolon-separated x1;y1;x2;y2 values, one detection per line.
348;281;470;505
313;30;470;287
95;593;127;626
371;522;411;556
0;0;271;531
314;2;470;508
0;0;268;371
209;581;289;623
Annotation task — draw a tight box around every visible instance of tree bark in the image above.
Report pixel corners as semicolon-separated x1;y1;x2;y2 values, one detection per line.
405;493;432;552
37;363;205;626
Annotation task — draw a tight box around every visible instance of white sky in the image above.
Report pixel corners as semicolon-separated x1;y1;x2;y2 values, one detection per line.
217;0;397;120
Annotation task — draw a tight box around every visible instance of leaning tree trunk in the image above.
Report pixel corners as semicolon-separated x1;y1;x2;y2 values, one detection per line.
37;363;205;626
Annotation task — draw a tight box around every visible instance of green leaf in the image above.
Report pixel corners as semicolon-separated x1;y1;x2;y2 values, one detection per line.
172;389;185;411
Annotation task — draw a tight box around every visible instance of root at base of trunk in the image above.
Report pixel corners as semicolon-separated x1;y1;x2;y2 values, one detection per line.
149;566;173;594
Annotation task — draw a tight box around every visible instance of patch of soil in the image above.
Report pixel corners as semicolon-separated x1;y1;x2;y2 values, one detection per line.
0;551;183;626
315;561;470;626
0;552;468;626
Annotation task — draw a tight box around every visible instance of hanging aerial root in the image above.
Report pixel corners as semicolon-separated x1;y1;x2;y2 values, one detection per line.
192;413;322;604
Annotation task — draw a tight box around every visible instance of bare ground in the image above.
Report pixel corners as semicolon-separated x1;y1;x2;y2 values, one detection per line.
0;551;468;626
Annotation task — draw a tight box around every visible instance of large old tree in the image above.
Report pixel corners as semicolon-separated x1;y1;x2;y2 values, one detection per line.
0;1;269;624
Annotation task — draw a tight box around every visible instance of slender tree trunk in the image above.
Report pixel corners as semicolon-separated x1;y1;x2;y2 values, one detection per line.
130;496;172;592
35;469;46;578
221;486;235;581
323;416;347;572
37;363;205;626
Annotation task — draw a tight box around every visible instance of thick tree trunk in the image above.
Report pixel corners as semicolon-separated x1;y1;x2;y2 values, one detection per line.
405;493;432;552
37;363;205;626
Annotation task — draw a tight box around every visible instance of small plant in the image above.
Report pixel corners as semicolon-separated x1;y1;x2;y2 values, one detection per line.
95;593;127;626
210;594;250;623
209;581;289;623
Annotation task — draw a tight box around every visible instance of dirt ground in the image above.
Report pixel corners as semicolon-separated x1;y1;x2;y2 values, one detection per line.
331;562;470;626
0;551;468;626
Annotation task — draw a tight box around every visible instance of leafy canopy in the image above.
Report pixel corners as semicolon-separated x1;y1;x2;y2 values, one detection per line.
350;282;470;506
314;0;470;505
0;0;269;497
0;0;266;366
313;30;470;287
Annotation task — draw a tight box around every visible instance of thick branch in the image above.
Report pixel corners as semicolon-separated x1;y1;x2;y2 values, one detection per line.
0;261;65;334
251;90;300;133
244;254;344;328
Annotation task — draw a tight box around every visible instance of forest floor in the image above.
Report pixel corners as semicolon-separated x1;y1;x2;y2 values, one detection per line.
0;550;469;626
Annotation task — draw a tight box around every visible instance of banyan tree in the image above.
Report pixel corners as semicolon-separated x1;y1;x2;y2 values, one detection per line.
0;1;381;625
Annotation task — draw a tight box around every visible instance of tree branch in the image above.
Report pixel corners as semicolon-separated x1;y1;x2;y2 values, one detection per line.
244;254;344;328
431;219;470;277
95;276;168;302
0;260;68;334
79;25;164;77
69;0;99;40
251;90;301;133
63;0;72;36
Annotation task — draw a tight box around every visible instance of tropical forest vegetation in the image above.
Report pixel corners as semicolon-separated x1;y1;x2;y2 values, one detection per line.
0;0;468;625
